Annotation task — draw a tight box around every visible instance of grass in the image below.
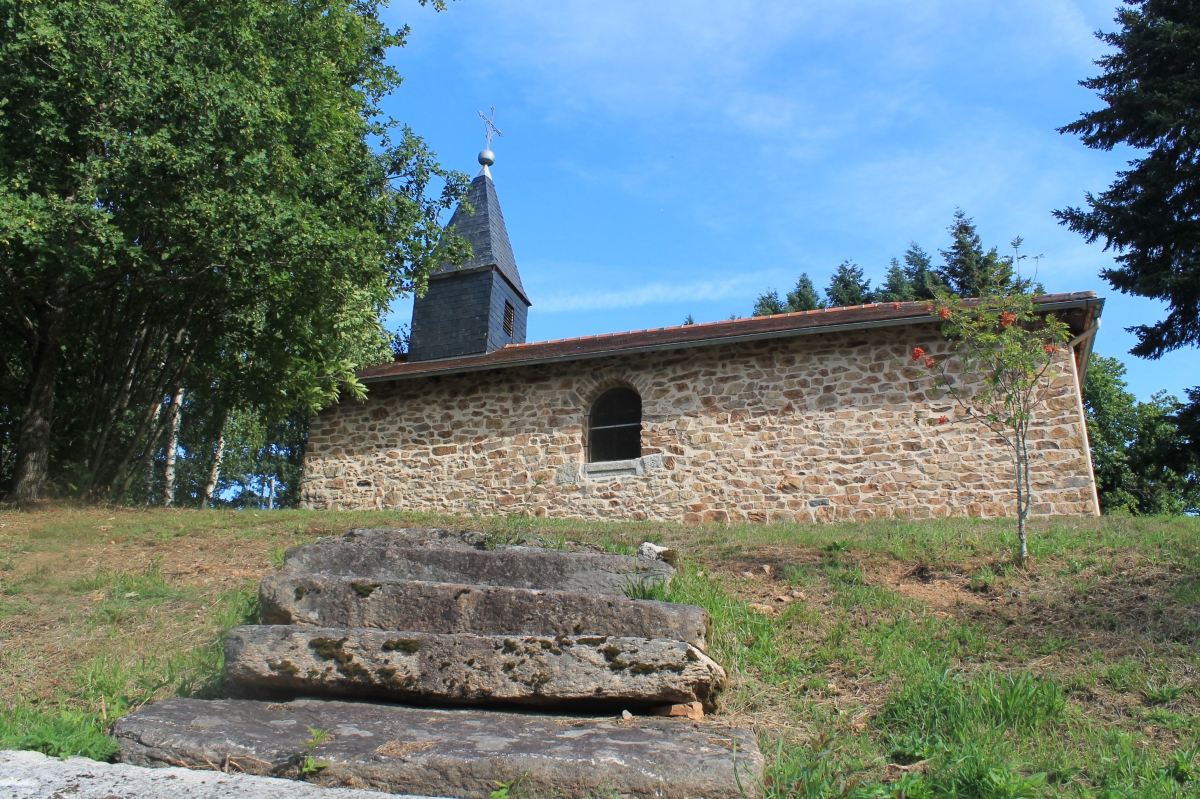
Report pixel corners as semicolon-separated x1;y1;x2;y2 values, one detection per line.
0;505;1198;797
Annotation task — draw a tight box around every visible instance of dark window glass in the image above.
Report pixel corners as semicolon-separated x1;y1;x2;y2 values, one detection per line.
503;301;515;337
589;388;641;462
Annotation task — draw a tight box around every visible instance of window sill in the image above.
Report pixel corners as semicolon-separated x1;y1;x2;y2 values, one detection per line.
556;454;664;484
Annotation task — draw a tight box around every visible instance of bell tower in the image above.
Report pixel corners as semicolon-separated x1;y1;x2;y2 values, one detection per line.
408;117;530;363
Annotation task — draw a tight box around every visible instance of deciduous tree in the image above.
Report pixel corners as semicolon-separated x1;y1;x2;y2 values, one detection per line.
913;288;1071;561
0;0;467;500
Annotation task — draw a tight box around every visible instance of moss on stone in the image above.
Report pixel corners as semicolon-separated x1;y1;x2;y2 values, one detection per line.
267;659;299;677
382;638;421;654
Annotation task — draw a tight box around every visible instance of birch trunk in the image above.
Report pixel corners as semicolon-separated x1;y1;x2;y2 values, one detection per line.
162;386;184;508
203;410;228;508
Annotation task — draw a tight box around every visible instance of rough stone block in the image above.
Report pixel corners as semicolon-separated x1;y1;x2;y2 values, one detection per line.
225;625;725;708
260;573;707;647
114;697;764;799
0;749;431;799
282;535;673;596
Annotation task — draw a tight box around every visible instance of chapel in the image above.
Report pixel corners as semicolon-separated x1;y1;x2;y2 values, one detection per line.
301;151;1103;522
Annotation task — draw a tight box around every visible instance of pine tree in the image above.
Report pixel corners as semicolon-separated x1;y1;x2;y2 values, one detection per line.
936;210;1014;297
1055;0;1200;358
753;290;786;316
877;258;915;302
786;273;825;311
825;261;873;307
903;243;938;299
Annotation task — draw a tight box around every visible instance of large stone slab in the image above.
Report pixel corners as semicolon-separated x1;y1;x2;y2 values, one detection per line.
282;533;673;596
114;697;763;799
225;625;724;708
0;749;447;799
260;573;707;647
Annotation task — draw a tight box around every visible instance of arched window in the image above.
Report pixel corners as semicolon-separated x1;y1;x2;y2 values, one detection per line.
588;388;642;463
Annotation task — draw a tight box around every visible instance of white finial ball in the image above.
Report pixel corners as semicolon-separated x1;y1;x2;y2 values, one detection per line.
478;149;496;166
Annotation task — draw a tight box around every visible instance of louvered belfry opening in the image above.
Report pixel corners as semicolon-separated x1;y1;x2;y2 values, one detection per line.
503;301;516;337
588;388;642;463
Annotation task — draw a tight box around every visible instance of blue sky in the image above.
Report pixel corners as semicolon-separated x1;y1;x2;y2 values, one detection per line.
379;0;1197;402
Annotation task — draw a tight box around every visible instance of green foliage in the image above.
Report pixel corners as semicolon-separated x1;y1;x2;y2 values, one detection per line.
489;772;528;799
879;258;917;303
935;210;1020;298
914;283;1072;557
754;273;827;317
825;261;874;307
1144;681;1186;706
751;215;1023;324
755;289;787;316
788;273;826;312
297;726;331;778
0;0;469;501
0;704;119;761
904;243;938;301
1055;0;1200;358
1083;354;1199;515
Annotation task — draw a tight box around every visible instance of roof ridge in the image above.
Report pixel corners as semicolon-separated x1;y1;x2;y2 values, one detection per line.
493;294;1085;351
361;291;1102;382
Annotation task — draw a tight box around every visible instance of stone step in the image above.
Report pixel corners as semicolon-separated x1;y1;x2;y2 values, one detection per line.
114;697;763;799
225;626;725;709
260;573;708;648
282;535;673;596
0;749;445;799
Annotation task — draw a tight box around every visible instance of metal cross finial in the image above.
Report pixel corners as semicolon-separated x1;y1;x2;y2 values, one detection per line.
478;106;503;149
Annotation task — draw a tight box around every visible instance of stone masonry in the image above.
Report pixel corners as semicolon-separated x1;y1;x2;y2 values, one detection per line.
302;321;1099;521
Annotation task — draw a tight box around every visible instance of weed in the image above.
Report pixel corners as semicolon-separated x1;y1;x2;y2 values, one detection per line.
1103;658;1145;693
623;577;668;601
969;565;999;593
489;771;528;799
1166;745;1200;784
0;704;118;761
0;557;14;571
297;726;331;778
1143;681;1185;706
269;546;287;569
0;598;33;618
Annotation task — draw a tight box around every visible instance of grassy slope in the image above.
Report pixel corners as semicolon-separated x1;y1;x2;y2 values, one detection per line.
0;506;1198;797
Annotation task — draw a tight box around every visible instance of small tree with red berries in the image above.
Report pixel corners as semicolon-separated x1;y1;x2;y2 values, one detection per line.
912;290;1071;561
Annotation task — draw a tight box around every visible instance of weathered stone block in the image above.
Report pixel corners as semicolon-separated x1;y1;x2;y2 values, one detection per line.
282;537;673;596
260;573;707;647
0;749;418;799
225;626;725;708
114;697;764;799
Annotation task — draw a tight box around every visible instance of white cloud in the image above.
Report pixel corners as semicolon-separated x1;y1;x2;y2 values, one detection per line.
535;273;773;312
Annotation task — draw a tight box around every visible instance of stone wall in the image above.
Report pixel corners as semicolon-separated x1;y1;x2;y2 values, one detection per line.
301;322;1099;522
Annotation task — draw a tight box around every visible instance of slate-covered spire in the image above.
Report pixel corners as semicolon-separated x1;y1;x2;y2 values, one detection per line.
407;149;531;363
432;166;529;305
